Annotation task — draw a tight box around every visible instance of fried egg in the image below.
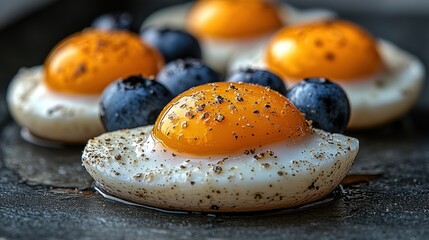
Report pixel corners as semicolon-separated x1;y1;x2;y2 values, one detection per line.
142;0;335;73
82;82;359;212
230;20;425;129
7;29;164;144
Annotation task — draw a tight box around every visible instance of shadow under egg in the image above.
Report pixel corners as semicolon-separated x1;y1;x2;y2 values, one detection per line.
20;127;86;149
0;123;93;188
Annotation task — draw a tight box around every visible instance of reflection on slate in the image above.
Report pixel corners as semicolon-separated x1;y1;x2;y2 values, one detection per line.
0;100;7;126
1;123;93;188
0;0;428;239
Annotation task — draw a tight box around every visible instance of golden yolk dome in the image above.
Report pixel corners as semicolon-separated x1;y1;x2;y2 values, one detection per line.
186;0;283;40
265;20;384;82
44;29;164;94
153;82;310;156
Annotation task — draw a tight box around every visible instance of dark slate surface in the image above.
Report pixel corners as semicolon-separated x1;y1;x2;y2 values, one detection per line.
1;0;429;239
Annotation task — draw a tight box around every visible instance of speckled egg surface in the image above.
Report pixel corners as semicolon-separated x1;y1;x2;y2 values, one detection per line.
82;125;358;212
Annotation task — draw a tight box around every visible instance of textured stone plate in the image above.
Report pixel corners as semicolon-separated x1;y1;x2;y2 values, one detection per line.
0;0;428;239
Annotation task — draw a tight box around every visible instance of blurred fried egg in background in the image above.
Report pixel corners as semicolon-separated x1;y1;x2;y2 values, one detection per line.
142;0;335;73
7;29;164;144
230;19;425;129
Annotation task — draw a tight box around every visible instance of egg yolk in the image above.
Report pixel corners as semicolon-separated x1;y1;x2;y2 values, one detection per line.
265;20;384;82
186;0;283;40
153;82;310;156
44;29;164;94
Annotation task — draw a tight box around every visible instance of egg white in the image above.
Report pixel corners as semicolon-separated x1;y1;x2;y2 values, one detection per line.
82;125;358;212
141;2;335;73
6;66;105;143
229;40;425;129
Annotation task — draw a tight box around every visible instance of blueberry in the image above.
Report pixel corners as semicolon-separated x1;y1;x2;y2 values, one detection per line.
100;75;173;131
157;59;220;97
286;78;350;133
226;68;287;95
140;27;202;62
91;12;137;32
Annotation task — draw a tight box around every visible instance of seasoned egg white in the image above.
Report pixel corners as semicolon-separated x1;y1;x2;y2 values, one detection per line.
142;2;335;73
6;66;104;143
82;125;358;212
230;40;425;129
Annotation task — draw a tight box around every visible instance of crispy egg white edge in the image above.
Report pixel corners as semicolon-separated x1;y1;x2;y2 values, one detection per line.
6;66;105;143
229;40;426;129
141;2;335;74
82;125;359;212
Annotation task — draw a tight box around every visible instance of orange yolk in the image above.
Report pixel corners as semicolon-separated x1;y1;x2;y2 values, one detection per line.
265;20;384;82
187;0;283;40
44;29;164;94
153;82;310;156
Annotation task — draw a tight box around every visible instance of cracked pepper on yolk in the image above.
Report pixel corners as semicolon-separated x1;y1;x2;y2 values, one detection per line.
186;0;283;39
44;29;164;94
265;20;384;82
153;82;310;155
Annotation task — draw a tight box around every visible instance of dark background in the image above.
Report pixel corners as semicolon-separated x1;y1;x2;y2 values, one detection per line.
1;1;428;239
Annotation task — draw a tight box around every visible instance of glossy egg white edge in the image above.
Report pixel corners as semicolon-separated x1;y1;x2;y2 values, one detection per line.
229;39;426;129
82;125;359;212
6;66;105;143
141;2;335;74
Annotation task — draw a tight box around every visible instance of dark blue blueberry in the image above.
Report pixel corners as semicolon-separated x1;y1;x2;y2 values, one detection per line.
286;78;350;133
91;12;137;32
100;75;173;131
226;68;287;95
140;27;202;63
156;59;220;97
